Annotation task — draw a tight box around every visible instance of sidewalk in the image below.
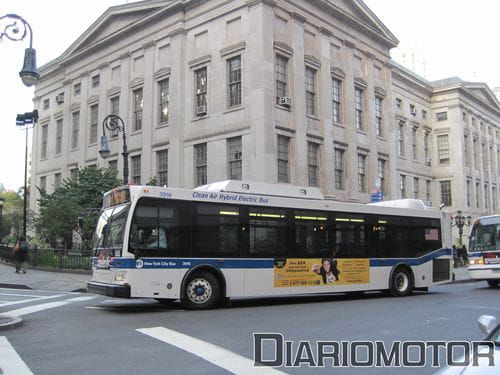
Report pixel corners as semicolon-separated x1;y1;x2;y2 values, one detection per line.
0;261;91;292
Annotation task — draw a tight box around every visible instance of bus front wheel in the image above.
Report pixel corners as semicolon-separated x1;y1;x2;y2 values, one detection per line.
390;267;413;297
487;280;500;288
183;272;220;310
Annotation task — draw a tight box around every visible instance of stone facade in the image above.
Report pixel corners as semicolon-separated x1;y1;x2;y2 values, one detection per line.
30;0;500;224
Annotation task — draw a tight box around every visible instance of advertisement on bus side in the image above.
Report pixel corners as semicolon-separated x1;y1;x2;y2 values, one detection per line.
274;258;370;287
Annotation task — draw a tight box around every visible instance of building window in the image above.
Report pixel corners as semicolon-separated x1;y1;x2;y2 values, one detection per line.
357;154;366;193
440;181;452;206
108;160;118;172
157;150;168;186
73;83;81;96
305;67;317;116
55;119;63;155
413;177;419;198
400;175;406;198
462;111;467;121
110;96;120;137
410;104;416;116
482;143;487;170
466;180;471;207
131;155;141;184
375;96;383;136
426;180;431;204
378;158;386;194
158;79;169;124
395;98;401;108
355;87;363;130
498;149;500;175
275;55;288;104
195;67;208;116
277;135;290;183
334;148;345;190
422;110;427;119
70;168;78;181
227;137;242;180
476;181;480;208
464;134;469;166
493;186;497;211
424;132;430;162
436;112;448;122
412;127;418;160
54;173;62;188
71;111;80;149
398;122;405;157
43;99;50;110
473;139;478;167
91;74;100;88
41;124;48;159
307;142;319;187
332;78;342;123
485;184;489;209
195;143;207;186
89;104;98;144
133;88;143;131
40;176;46;192
437;134;450;164
228;56;242;108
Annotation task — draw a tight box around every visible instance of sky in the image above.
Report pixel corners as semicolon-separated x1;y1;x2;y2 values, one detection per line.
1;0;500;192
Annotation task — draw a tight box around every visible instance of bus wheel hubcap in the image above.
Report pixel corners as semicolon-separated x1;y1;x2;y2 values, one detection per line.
396;273;409;292
187;278;212;304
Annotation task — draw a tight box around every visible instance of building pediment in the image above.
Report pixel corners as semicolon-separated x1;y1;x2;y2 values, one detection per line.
306;0;399;49
41;1;174;73
464;84;500;110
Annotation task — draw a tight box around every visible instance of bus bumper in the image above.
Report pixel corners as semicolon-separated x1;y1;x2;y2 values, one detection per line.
87;281;131;298
467;266;500;280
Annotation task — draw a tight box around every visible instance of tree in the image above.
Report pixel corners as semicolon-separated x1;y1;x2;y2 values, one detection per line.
0;191;24;243
34;166;121;249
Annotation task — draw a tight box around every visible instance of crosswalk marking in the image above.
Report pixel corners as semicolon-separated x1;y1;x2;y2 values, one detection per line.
0;337;33;375
137;327;287;375
3;301;69;317
65;296;96;302
0;294;65;308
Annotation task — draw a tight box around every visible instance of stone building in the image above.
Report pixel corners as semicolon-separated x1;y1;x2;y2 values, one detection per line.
30;0;500;222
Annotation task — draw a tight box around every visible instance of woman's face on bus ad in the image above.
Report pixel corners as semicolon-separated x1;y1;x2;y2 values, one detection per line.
323;260;331;273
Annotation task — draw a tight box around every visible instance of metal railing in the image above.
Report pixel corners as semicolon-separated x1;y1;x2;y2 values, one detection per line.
0;245;92;270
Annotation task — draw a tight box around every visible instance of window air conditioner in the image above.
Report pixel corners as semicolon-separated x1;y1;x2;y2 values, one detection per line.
425;157;431;166
196;105;207;116
279;96;292;107
56;94;64;104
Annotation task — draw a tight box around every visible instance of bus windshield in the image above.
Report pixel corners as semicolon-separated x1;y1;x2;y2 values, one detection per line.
469;219;500;252
94;204;130;257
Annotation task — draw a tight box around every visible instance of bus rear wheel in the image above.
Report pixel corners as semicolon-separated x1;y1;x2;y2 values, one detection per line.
183;272;220;310
487;280;500;288
390;267;413;297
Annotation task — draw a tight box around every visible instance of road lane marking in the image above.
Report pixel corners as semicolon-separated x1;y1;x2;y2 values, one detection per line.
137;327;287;375
0;294;66;308
0;337;33;375
65;296;96;302
0;293;45;298
3;301;69;317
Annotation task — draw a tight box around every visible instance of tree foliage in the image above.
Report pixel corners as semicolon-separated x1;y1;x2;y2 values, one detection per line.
34;166;121;249
0;191;24;243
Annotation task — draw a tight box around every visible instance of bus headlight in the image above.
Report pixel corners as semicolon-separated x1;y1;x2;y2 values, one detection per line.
114;271;128;282
469;258;483;265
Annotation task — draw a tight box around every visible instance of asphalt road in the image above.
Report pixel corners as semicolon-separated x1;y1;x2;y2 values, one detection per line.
1;282;499;375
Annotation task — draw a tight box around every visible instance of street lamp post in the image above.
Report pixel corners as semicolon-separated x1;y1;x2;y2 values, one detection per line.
16;110;38;238
451;210;472;246
99;114;129;184
0;197;5;244
0;14;40;87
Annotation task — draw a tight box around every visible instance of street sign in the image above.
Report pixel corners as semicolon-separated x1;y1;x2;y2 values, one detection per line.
371;191;384;202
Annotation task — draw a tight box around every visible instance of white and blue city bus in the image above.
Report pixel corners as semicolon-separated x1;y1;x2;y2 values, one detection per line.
87;181;453;309
467;215;500;288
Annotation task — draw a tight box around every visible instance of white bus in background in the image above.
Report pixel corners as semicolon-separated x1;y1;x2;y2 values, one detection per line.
87;181;453;309
468;215;500;288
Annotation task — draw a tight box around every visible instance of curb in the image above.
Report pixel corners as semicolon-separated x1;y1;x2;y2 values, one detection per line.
0;315;23;330
0;283;33;290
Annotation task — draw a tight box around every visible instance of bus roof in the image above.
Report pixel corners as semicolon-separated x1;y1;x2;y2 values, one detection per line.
125;181;442;220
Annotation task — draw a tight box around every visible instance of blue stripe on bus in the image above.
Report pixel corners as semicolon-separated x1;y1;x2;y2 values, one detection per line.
105;248;451;270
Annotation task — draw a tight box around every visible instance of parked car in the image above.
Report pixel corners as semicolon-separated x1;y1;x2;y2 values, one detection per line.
437;315;500;374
